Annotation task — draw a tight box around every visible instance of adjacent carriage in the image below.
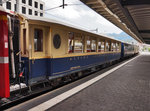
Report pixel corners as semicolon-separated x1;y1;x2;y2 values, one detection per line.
20;15;123;85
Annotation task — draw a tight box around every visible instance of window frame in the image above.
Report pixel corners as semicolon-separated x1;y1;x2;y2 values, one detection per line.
22;0;26;4
14;4;16;11
91;39;96;52
106;41;111;52
22;7;26;14
34;1;38;8
68;32;74;53
74;35;84;53
35;11;38;16
29;9;32;15
68;32;84;53
34;29;43;52
86;36;91;52
117;42;120;51
6;1;11;10
40;4;43;10
29;0;32;6
40;13;43;17
98;40;105;52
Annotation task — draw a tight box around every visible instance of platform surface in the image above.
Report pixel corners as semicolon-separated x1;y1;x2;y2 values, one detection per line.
6;55;150;111
47;55;150;111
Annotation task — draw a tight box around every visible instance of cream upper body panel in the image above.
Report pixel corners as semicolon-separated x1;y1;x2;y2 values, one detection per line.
19;15;122;60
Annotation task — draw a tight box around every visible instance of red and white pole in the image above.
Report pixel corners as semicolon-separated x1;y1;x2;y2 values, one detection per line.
0;11;10;98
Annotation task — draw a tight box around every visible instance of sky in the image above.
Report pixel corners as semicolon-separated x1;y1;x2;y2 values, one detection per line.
42;0;137;44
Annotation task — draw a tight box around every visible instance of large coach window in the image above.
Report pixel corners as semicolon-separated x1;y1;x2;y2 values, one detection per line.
34;29;43;52
87;37;91;52
106;41;111;52
106;42;109;52
101;41;105;52
91;39;96;52
98;40;105;52
116;43;120;51
68;32;74;53
111;42;116;51
74;36;84;53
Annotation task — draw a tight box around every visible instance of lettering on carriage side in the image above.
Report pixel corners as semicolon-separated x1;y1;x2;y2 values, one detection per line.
70;66;80;70
0;57;9;64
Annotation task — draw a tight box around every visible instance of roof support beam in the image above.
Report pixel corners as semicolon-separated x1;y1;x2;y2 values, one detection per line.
121;0;150;6
91;4;103;8
143;38;150;40
143;39;150;42
86;0;98;5
139;30;150;33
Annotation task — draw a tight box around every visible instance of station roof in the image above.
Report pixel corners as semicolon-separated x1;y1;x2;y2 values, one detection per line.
80;0;150;44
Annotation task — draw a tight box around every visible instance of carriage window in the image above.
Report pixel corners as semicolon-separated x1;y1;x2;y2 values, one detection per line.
87;37;91;52
68;32;74;53
98;40;105;52
34;29;43;52
74;36;84;53
106;41;111;52
116;43;120;51
111;43;116;51
53;34;61;49
112;43;116;51
106;42;109;52
114;43;117;51
91;39;96;52
101;41;105;52
23;29;26;54
98;41;101;52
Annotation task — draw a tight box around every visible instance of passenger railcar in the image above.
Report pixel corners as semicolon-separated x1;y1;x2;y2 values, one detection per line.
121;42;139;58
20;15;122;85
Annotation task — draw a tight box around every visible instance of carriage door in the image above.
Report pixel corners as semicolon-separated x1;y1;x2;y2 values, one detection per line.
30;28;48;82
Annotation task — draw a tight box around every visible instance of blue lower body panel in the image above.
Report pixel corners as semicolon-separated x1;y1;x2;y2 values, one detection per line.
22;53;121;84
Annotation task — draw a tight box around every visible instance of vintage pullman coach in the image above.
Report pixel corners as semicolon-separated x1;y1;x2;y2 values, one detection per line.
19;15;122;85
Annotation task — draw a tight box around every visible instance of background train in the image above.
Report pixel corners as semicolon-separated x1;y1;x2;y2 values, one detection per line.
0;9;139;99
